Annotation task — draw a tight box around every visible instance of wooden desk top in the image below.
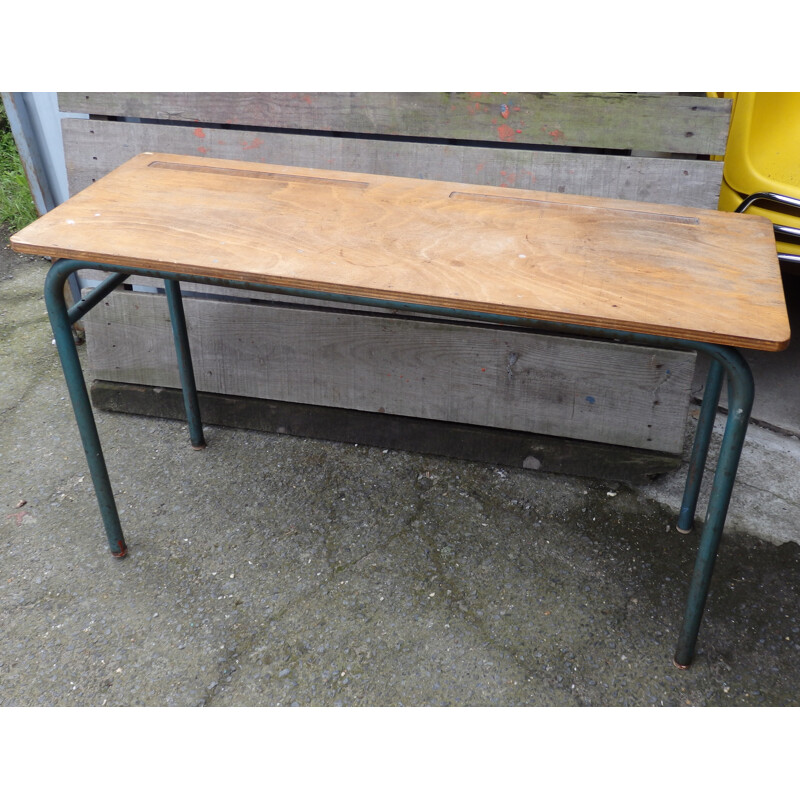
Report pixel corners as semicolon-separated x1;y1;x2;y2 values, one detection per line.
11;152;790;351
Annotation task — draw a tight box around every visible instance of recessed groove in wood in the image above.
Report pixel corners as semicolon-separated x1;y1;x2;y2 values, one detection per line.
147;159;369;188
448;191;701;225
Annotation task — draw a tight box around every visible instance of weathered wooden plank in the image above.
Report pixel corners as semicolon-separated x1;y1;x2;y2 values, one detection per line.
83;290;696;453
90;381;683;483
58;92;731;155
61;119;725;208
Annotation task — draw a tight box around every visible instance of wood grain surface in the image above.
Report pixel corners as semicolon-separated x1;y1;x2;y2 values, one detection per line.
11;152;789;350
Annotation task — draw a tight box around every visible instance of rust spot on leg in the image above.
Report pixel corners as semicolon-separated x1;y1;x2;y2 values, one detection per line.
112;540;128;559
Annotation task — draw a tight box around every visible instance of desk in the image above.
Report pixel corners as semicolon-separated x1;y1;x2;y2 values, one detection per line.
10;152;790;667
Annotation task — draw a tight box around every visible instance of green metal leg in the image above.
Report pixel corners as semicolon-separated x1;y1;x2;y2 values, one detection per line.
44;262;128;557
164;279;206;449
677;358;725;533
673;347;754;668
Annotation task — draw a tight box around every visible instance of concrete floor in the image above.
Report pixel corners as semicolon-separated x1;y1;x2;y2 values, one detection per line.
2;230;799;707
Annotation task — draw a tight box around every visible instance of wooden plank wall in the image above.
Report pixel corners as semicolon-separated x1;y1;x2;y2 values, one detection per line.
59;93;732;468
85;290;696;453
60;93;728;207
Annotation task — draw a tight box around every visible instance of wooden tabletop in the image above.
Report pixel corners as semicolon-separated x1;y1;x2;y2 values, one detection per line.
11;152;790;351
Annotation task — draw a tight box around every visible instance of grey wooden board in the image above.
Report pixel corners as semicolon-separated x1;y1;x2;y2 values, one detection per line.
61;119;725;208
58;92;731;155
83;290;695;453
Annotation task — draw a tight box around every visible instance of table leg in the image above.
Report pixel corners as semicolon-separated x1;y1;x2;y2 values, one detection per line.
44;261;128;557
677;358;725;533
164;279;206;449
673;346;754;667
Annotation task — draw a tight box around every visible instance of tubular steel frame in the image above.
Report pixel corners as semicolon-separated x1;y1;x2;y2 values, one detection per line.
735;191;800;270
45;258;756;668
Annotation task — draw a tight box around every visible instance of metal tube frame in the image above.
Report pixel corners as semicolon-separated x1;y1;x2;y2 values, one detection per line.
44;258;756;668
735;191;800;270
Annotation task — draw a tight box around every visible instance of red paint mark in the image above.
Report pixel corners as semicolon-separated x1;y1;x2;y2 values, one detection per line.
516;129;523;134
500;104;509;119
481;368;486;372
112;540;128;558
468;92;482;99
6;510;29;525
497;124;517;142
499;172;517;187
303;95;312;104
242;137;264;150
475;163;485;173
513;106;521;112
548;129;565;142
197;146;207;154
193;128;206;138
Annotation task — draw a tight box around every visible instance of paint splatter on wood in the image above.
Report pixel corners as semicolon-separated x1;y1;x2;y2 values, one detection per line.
542;125;565;142
496;124;517;142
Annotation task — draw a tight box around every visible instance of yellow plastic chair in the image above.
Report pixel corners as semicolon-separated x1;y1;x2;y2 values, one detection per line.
711;92;800;266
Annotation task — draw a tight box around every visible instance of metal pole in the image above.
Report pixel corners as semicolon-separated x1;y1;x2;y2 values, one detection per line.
676;358;724;533
673;347;754;667
44;261;128;557
164;279;206;449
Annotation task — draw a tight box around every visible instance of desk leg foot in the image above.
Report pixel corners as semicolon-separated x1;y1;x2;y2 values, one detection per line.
165;279;206;449
111;541;129;558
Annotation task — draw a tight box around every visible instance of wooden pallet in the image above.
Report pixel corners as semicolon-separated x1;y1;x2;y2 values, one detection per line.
54;93;736;476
